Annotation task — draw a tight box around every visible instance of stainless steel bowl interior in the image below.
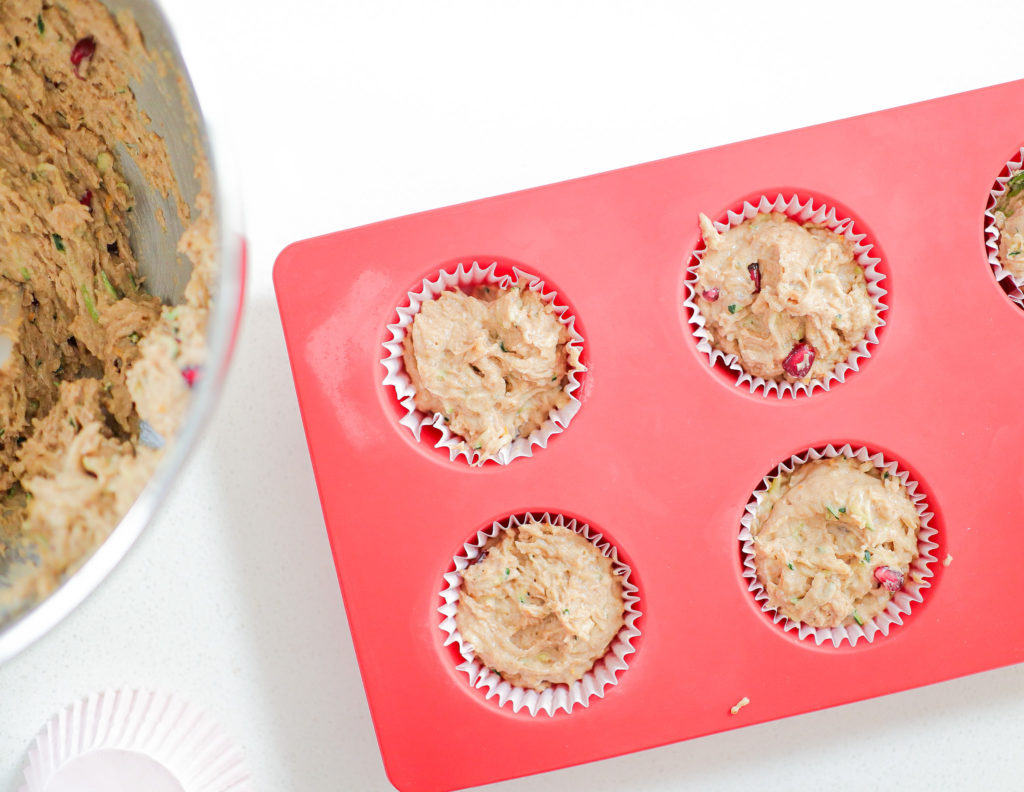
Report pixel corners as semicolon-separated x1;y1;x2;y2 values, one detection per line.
0;0;244;662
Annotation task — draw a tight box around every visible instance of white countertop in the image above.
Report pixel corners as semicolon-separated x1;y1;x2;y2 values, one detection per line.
2;1;1022;790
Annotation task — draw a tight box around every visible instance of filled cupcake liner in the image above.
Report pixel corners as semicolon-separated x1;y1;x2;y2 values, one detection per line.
438;512;641;716
382;262;586;465
683;194;887;398
739;444;938;648
19;689;250;792
984;146;1024;305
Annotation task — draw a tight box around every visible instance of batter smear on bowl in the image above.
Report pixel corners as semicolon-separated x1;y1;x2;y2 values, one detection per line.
403;282;573;461
455;520;624;691
0;1;212;608
750;456;920;629
695;212;876;384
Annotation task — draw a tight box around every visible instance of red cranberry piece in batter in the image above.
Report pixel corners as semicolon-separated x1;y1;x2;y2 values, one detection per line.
873;566;905;592
748;262;761;294
782;342;815;378
70;36;95;79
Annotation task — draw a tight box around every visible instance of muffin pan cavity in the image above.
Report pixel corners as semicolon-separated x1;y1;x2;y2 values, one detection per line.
984;146;1024;307
683;193;887;399
738;443;939;649
380;259;586;467
438;511;641;717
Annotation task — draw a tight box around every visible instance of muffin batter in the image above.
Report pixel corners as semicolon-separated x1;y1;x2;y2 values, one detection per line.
0;0;211;609
995;172;1024;279
695;212;876;382
751;457;920;629
403;283;573;461
456;521;624;691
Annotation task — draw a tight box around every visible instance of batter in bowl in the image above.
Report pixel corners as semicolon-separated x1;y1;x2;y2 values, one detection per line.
0;0;212;608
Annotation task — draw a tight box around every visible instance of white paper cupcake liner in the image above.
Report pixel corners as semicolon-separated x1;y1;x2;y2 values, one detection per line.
984;146;1024;305
382;262;586;465
19;689;250;792
438;511;641;716
739;444;938;647
683;194;887;398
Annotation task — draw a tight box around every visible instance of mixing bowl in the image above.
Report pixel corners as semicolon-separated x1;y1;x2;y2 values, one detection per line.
0;0;244;662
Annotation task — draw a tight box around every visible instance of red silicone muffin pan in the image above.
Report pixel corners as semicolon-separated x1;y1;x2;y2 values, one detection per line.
273;79;1024;792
